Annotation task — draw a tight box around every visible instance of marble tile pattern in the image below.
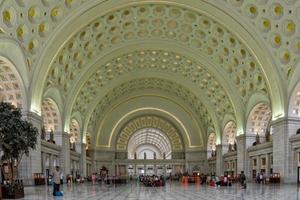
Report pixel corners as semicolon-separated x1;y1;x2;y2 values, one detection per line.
20;182;300;200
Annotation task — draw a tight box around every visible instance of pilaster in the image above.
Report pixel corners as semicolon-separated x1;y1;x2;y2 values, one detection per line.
80;143;87;177
19;111;42;185
272;117;298;183
60;132;70;176
236;135;246;176
216;144;223;176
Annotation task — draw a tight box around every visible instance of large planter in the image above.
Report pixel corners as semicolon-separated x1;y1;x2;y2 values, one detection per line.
1;183;24;199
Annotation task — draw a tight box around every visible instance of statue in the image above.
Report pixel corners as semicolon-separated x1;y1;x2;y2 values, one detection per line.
144;152;146;159
163;152;166;159
49;129;54;142
255;133;260;144
134;152;137;159
154;152;156;160
228;143;232;152
234;141;237;151
41;126;46;140
265;128;270;142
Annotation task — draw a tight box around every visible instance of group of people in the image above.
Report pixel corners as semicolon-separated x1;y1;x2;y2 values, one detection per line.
204;171;246;189
139;175;165;187
256;172;266;183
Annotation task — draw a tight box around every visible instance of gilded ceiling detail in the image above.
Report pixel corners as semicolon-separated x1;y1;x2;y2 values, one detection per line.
43;4;269;115
222;0;300;79
72;51;233;123
116;115;183;151
1;0;297;142
87;78;215;134
0;0;87;71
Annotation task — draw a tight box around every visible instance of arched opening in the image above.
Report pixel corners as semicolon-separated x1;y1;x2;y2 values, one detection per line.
69;119;81;152
127;128;172;160
246;103;272;148
289;82;300;118
207;132;216;159
0;57;26;109
222;121;237;154
41;98;62;144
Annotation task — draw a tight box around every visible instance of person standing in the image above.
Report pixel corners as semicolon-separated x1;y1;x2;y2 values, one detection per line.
53;166;61;196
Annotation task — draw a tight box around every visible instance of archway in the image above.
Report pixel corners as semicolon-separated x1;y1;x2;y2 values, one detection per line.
207;132;217;159
69;119;81;152
41;98;62;144
246;103;272;148
0;57;26;109
289;82;300;118
128;128;172;160
222;121;237;154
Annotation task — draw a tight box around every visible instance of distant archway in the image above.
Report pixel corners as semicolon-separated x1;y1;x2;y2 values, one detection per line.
128;128;172;159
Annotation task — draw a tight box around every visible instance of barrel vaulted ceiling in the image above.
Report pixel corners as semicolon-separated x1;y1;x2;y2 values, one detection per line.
1;0;298;148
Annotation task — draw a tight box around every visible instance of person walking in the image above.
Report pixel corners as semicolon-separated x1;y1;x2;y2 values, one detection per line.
53;166;61;196
240;171;246;189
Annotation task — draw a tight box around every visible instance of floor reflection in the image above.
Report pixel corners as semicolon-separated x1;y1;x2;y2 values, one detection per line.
20;181;300;200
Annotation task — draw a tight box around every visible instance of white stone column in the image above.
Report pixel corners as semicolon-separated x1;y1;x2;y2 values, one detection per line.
266;154;270;177
272;117;299;183
256;155;260;175
236;135;246;176
19;111;42;185
216;144;223;176
60;132;70;176
80;143;87;177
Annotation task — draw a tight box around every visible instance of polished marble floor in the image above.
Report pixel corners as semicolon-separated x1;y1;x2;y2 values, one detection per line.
17;181;300;200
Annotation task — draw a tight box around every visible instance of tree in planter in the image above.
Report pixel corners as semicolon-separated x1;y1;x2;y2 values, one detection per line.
0;101;39;198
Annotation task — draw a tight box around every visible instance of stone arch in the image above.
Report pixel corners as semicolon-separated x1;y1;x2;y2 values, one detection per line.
43;87;64;120
69;118;81;152
0;56;27;109
116;115;183;153
71;111;84;142
222;121;237;155
41;98;62;132
30;0;283;129
288;81;300;118
245;103;272;148
41;98;62;144
207;132;217;159
127;128;172;160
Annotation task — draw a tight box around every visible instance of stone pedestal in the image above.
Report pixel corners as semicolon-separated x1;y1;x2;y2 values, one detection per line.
216;144;223;176
18;111;42;185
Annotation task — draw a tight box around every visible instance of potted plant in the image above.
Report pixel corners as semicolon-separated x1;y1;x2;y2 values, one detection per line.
0;102;39;199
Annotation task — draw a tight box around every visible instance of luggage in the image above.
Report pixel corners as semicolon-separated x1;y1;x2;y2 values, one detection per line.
54;191;63;196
